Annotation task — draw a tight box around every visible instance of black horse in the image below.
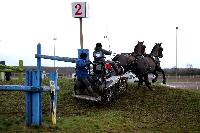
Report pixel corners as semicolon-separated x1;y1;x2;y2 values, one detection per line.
112;53;136;74
132;43;166;90
112;41;146;72
113;42;166;90
132;41;146;57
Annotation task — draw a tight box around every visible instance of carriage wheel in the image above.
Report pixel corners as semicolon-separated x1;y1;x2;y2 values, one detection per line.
119;78;128;93
104;87;114;103
74;83;85;95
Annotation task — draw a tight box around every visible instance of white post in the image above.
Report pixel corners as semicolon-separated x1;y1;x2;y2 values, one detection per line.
176;27;178;79
53;37;57;68
80;18;83;49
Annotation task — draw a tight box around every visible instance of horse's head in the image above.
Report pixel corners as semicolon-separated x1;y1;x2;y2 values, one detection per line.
157;43;163;58
134;41;146;56
151;43;163;58
137;41;144;45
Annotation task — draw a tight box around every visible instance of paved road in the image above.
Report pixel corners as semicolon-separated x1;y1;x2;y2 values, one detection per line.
166;82;200;89
126;73;200;90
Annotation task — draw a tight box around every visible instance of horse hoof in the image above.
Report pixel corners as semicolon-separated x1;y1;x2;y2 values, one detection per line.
138;82;143;87
148;87;154;91
147;82;151;86
152;79;157;83
163;80;166;84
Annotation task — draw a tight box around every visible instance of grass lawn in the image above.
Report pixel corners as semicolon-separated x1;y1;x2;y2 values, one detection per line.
0;79;200;132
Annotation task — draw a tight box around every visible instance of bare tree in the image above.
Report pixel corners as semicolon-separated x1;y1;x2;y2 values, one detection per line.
186;63;194;75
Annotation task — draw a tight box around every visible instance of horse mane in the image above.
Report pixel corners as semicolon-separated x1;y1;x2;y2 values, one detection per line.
150;43;159;56
121;53;132;56
145;54;156;62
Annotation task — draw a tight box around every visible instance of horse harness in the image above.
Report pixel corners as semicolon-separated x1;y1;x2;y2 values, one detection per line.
148;54;161;69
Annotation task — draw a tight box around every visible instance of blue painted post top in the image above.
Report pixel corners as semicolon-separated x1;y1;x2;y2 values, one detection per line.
78;49;89;60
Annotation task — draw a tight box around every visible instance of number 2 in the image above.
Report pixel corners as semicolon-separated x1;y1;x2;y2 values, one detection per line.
75;4;82;15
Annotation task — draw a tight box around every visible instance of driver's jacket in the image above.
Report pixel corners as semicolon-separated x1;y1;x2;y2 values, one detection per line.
93;47;112;62
75;59;90;79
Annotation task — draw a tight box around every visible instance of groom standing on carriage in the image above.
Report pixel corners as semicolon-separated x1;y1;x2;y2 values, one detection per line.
93;42;120;75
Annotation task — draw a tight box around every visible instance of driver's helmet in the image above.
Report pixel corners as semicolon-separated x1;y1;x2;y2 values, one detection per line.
96;43;102;48
80;52;87;59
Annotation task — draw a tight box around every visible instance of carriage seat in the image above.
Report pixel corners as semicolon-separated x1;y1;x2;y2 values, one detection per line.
92;61;105;75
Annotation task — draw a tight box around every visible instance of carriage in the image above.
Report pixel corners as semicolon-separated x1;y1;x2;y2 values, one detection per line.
73;60;128;103
73;41;165;102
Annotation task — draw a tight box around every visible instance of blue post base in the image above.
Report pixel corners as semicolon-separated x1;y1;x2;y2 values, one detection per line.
25;71;42;126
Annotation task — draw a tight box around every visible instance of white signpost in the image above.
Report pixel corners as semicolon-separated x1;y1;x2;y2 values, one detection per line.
72;2;88;49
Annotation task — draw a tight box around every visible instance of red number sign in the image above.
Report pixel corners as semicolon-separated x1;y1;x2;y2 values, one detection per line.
72;2;86;18
75;4;82;16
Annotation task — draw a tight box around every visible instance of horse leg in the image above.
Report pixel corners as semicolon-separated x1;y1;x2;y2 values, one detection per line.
157;68;166;84
144;74;153;91
152;71;158;83
161;68;166;84
137;76;143;87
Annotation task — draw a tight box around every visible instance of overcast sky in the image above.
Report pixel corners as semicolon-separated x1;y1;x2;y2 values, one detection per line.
0;0;200;68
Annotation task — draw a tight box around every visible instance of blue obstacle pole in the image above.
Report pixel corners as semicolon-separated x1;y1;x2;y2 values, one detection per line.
0;85;31;91
35;43;77;63
34;43;60;125
0;85;53;92
35;54;77;63
35;43;89;64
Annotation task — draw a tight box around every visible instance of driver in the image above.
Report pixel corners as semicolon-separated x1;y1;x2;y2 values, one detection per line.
93;43;120;74
75;52;96;97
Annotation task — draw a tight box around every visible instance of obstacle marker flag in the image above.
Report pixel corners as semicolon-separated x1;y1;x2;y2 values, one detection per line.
50;80;56;124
